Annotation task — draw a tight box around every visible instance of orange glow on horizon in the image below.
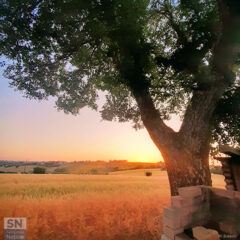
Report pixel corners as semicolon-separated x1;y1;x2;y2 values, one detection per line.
0;101;165;163
0;79;180;163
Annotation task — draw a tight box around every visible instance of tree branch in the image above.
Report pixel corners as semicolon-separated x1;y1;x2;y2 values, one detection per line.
155;42;209;74
211;0;240;85
155;1;216;74
179;0;240;147
132;88;176;150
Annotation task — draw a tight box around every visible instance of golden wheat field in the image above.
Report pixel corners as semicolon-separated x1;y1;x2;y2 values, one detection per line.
0;170;225;240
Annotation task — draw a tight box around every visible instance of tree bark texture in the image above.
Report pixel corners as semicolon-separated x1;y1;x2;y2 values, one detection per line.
132;0;240;195
134;89;213;196
162;138;212;196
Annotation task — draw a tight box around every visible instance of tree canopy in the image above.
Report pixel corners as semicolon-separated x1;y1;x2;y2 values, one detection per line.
0;0;240;149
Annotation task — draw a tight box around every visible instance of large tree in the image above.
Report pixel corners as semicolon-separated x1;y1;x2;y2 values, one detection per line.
0;0;240;195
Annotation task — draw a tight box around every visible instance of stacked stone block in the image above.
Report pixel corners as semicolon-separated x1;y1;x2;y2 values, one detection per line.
208;188;240;235
161;186;210;240
161;185;240;239
221;160;236;191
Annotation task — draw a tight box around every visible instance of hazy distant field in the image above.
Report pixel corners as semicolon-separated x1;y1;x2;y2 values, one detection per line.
0;171;225;240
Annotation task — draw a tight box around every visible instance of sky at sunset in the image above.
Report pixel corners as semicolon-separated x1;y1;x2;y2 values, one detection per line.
0;67;181;163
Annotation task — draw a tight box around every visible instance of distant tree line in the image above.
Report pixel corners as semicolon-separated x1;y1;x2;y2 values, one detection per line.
33;167;46;174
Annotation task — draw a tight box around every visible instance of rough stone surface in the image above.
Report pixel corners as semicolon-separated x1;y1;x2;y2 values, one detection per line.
235;191;240;200
192;226;220;240
162;185;240;238
219;221;238;235
223;172;232;178
225;178;234;184
163;214;181;228
162;186;209;237
181;214;190;228
163;225;183;239
171;196;184;208
211;188;235;199
175;233;193;240
226;185;235;191
178;186;202;198
163;207;181;219
161;234;172;240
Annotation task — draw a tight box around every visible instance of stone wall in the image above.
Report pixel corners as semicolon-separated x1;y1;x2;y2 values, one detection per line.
208;187;240;235
161;186;240;240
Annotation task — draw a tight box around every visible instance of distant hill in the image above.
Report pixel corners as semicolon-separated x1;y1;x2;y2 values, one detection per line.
54;160;165;175
0;160;165;174
0;160;64;174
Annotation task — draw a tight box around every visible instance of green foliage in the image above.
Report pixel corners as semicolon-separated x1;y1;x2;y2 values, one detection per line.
33;167;46;174
53;168;68;174
213;82;240;146
0;0;239;146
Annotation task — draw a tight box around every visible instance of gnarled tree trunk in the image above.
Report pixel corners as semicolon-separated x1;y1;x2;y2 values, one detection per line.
162;142;212;196
130;0;238;196
133;86;226;196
